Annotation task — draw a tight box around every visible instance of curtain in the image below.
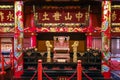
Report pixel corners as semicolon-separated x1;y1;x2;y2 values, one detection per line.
111;38;120;57
92;37;102;50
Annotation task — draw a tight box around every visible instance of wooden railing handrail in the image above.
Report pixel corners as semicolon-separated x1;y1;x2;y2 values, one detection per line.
10;51;14;71
37;59;82;80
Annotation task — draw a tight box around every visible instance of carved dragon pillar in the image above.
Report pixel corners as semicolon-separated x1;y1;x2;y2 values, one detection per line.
14;1;24;72
101;0;111;78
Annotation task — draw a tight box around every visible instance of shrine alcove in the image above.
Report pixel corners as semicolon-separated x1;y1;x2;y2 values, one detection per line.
37;32;86;53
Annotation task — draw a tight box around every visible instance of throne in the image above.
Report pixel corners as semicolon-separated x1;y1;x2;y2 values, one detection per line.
53;36;70;62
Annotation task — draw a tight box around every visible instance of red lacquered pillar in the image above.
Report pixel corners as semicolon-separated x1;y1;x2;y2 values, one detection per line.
87;33;92;48
101;0;111;79
87;11;93;49
14;1;24;75
31;32;36;48
14;1;24;56
30;13;36;48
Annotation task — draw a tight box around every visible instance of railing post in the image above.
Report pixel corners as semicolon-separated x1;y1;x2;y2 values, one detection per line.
11;51;14;71
0;53;6;75
10;52;12;66
38;60;42;80
77;60;82;80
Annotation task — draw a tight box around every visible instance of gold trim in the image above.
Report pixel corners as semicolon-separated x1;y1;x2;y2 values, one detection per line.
36;23;86;27
111;31;120;32
0;5;14;9
36;27;87;32
112;23;120;26
34;12;38;21
0;23;14;27
112;5;120;9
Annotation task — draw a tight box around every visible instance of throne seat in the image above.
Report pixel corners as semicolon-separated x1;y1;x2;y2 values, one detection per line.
53;36;70;62
53;54;70;62
54;48;69;52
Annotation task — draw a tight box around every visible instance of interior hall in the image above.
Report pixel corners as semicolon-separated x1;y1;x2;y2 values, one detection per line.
0;0;120;80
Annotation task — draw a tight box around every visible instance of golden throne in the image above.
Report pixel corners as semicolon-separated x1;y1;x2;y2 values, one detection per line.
53;36;70;62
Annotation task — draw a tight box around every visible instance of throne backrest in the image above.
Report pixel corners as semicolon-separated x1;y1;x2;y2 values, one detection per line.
54;36;69;48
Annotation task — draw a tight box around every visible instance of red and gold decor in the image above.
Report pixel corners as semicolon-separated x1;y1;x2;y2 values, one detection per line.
111;5;120;32
87;10;93;48
14;1;24;75
34;6;89;32
101;0;111;78
22;6;89;33
0;5;14;32
87;32;92;48
0;5;14;26
111;5;120;26
36;9;88;24
36;27;87;32
31;13;37;47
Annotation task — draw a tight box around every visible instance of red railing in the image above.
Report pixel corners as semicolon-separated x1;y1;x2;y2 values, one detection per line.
37;59;94;80
10;51;14;71
0;52;6;75
0;50;14;75
82;72;93;80
30;71;37;80
37;60;83;80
